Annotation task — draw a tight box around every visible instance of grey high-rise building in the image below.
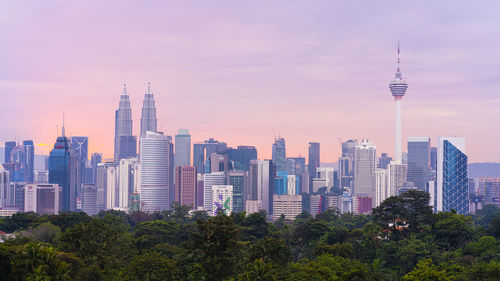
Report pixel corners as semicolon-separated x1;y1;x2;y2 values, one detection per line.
4;141;16;164
378;153;392;169
354;140;376;198
407;137;430;191
227;146;257;171
193;138;227;174
272;138;287;172
114;83;136;161
174;129;191;168
90;153;102;185
226;170;247;213
140;82;158;137
71;136;88;198
308;142;320;193
430;147;437;171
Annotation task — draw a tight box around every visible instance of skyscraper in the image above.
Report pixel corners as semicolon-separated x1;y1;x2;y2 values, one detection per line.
193;138;227;174
248;159;276;216
210;153;229;173
354;140;376;199
24;183;61;215
114;83;137;161
140;131;169;212
140;82;158;137
71;136;88;197
407;137;430;190
174;166;197;209
389;42;408;164
437;137;469;214
4;141;16;164
174;129;191;168
48;124;78;212
227;146;257;171
272;137;287;172
22;140;34;183
203;172;226;214
308;142;320;193
90;153;102;185
212;185;233;216
0;165;9;208
226;170;247;213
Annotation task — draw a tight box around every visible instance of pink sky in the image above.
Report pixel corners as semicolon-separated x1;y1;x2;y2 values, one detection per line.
2;1;500;162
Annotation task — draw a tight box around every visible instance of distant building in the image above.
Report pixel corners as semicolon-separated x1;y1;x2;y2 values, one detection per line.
210;153;229;173
272;194;302;221
203;172;226;214
430;147;438;171
479;177;500;208
375;169;388;207
437;137;468;214
407;137;430;191
274;171;288;195
140;131;170;212
193;139;227;174
175;166;197;209
387;161;408;198
212;185;233;216
140;82;158;137
354;140;376;199
272;138;287;172
0;165;9;208
227;146;257;171
118;158;140;209
24;183;61;215
378;153;392;169
226;170;247;213
248;160;276;215
353;196;372;215
308;142;320;193
174;129;191;168
35;171;48;184
71;136;88;198
114;84;136;162
82;184;98;215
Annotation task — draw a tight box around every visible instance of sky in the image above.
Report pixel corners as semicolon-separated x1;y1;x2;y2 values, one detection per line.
1;1;500;162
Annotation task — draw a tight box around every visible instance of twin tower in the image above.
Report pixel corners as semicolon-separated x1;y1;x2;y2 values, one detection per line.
114;82;158;161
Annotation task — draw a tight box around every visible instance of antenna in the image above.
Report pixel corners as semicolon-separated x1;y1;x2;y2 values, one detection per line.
62;113;66;137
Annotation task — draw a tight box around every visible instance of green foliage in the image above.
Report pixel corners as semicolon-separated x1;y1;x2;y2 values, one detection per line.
432;212;477;250
118;251;180;281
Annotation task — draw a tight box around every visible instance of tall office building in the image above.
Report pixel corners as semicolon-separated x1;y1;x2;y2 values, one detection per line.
353;140;376;199
96;162;113;212
378;153;392;169
375;169;388;207
274;171;288;195
210;153;229;173
106;164;118;209
114;83;137;161
48;125;78;212
118;158;139;209
0;165;9;208
81;184;98;215
389;42;408;164
140;82;158;137
339;139;357;190
193;138;227;174
227;146;257;171
316;167;335;189
71;136;88;198
90;153;102;185
479;177;500;208
22;140;34;183
308;142;320;192
175;166;197;209
4;141;16;164
24;183;61;215
437;137;468;214
140;131;169;212
203;172;226;214
174;129;191;168
407;137;430;190
430;147;438;171
387;160;408;197
272;194;302;221
226;170;247;213
248;160;276;215
272;138;287;172
287;175;298;195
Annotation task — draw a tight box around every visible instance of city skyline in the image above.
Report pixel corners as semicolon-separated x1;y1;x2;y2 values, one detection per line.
2;1;500;162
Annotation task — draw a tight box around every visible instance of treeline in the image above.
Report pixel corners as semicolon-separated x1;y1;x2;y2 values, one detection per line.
1;190;500;280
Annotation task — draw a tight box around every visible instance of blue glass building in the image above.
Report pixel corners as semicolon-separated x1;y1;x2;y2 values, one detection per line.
274;171;288;195
437;137;468;214
49;136;78;211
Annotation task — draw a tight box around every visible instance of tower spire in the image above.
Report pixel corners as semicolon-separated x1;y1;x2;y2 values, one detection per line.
147;81;152;95
62;113;65;137
122;82;128;95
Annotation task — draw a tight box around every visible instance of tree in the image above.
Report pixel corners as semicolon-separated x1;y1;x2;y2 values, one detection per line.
47;212;91;232
400;190;433;233
133;220;181;251
289;254;368;280
237;258;284;281
249;237;292;265
403;259;451;281
0;212;46;233
118;251;180;281
432;212;477;250
373;196;406;237
31;222;61;244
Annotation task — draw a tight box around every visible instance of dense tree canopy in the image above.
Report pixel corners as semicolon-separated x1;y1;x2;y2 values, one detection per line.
0;190;499;280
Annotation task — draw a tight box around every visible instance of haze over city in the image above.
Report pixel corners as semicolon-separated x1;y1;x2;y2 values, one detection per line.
2;1;500;162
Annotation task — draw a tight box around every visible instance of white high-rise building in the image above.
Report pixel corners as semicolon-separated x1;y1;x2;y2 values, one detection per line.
272;194;302;221
106;165;118;209
0;165;9;208
287;174;297;195
212;185;233;216
389;42;408;164
387;160;408;197
118;157;139;209
248;160;274;215
316;167;335;188
140;131;169;212
354;140;376;198
174;129;191;168
24;184;61;215
375;169;388;207
203;172;226;213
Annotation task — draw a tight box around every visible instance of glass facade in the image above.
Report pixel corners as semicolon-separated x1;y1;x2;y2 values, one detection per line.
407;138;430;191
49;136;77;211
442;140;469;214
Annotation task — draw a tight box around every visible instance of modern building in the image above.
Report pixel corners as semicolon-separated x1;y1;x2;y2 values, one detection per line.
22;140;34;183
35;171;48;184
118;158;140;209
437;137;468;214
193;138;227;174
203;172;226;214
375;169;388;207
387;161;408;198
308;142;320;192
287;174;298;195
90;153;103;185
175;166;197;209
430;147;438;171
71;136;88;198
354;140;376;199
248;160;276;215
174;129;191;168
274;171;288;195
140;131;169;212
389;42;408;164
140;82;158;137
478;177;500;208
48;125;78;212
106;164;118;209
4;141;16;164
210;153;229;173
378;153;392;169
226;170;247;213
272;194;302;221
24;183;61;215
4;141;34;183
407;137;430;190
353;196;372;215
316;167;335;189
339;139;357;190
81;184;98;215
212;185;233;216
197;173;204;209
272;137;287;172
114;84;137;161
227;146;257;171
0;165;9;208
